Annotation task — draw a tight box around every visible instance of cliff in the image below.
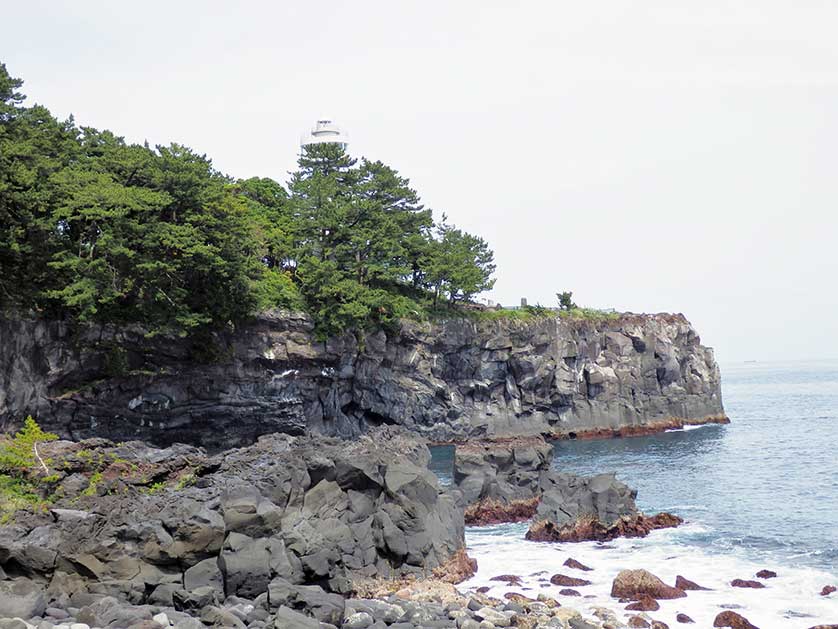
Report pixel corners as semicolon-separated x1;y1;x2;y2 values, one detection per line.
0;310;725;449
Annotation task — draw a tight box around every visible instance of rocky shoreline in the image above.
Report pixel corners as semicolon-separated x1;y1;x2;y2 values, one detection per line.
0;428;834;628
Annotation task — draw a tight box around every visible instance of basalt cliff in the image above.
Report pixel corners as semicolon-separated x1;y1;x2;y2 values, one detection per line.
0;311;725;449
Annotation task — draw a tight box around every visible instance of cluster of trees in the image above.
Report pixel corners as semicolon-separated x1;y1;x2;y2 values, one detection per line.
0;63;495;338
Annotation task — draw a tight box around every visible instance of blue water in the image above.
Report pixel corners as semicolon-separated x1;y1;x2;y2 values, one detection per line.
431;360;838;573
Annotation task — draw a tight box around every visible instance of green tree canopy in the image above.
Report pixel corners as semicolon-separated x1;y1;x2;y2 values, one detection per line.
0;62;497;340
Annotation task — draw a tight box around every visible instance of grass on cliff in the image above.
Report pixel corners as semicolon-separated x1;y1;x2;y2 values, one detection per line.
558;307;621;322
433;304;622;324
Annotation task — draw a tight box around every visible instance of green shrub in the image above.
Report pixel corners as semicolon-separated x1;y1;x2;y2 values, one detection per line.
0;416;57;519
0;416;58;475
558;307;621;322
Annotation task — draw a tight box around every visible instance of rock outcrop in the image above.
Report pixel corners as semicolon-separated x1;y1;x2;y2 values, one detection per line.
0;311;725;448
535;471;638;528
454;437;552;505
0;427;464;610
451;437;683;540
610;569;687;600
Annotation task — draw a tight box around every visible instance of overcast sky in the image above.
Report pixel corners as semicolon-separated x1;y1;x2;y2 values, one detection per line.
3;1;837;363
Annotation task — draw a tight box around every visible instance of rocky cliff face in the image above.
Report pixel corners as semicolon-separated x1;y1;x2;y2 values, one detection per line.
0;310;724;448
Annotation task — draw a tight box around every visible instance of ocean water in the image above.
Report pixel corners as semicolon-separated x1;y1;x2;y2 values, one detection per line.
429;360;838;628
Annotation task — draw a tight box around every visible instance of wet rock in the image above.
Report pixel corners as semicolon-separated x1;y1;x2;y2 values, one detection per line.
528;511;682;543
464;497;540;526
629;617;651;628
676;613;695;623
490;575;523;585
559;589;581;596
625;594;660;611
549;574;591;587
820;585;836;596
563;558;592;571
651;622;670;629
713;610;760;629
610;569;686;600
674;575;709;591
755;570;776;579
731;579;765;589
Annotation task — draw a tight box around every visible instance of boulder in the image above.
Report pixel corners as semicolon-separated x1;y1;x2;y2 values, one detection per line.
676;613;695;624
549;573;591;587
266;579;344;625
755;570;776;579
674;575;709;591
183;557;223;594
731;579;765;589
625;595;660;611
273;605;319;629
713;610;760;629
819;585;835;596
563;558;592;571
610;570;686;600
0;579;47;619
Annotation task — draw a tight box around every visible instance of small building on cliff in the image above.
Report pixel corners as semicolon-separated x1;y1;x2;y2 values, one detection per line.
300;119;349;151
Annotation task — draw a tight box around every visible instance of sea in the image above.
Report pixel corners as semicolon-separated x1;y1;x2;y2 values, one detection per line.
429;360;838;628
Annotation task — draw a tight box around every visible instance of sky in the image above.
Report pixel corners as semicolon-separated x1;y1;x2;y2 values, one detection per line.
3;1;837;363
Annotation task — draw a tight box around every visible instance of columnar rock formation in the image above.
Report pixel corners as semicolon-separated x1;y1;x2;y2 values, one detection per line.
452;437;683;539
0;427;464;609
0;311;725;448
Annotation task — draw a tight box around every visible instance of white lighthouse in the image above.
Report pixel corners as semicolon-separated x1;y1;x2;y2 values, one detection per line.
300;119;349;151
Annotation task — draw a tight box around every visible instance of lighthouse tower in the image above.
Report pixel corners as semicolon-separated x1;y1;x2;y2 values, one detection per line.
300;119;349;151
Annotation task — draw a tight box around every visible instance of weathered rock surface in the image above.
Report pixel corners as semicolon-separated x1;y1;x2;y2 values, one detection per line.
0;427;464;612
610;569;687;600
454;437;553;506
523;470;682;542
0;311;725;448
535;471;637;528
527;511;683;543
713;610;760;629
451;436;682;543
674;575;709;591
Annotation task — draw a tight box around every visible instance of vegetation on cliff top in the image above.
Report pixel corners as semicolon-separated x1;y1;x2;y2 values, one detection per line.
0;62;495;338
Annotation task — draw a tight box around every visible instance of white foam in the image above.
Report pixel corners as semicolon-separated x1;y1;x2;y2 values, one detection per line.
460;525;838;629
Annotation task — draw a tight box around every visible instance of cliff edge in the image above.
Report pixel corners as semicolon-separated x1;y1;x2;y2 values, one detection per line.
0;311;725;448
